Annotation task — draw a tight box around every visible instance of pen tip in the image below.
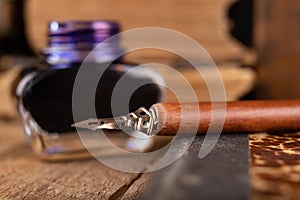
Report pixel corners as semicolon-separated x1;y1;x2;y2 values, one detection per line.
71;118;98;131
72;118;121;131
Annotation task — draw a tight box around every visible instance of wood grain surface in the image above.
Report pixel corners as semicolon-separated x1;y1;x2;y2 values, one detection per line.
0;64;255;199
1;0;299;199
1;66;299;199
0;120;150;199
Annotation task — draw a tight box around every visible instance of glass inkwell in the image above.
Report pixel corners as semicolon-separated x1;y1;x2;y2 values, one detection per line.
14;20;162;160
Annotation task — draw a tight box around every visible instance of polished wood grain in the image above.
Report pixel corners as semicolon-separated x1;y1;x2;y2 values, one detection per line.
153;100;300;135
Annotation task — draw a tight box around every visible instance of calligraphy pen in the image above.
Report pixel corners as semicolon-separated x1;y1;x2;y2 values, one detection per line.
72;100;300;135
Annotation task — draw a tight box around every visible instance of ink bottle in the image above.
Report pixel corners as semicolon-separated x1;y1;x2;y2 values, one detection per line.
14;20;162;160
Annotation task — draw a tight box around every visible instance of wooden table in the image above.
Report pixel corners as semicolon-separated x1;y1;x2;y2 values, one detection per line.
0;66;299;199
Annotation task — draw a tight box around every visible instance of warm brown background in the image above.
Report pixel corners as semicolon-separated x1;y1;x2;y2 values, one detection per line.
255;0;300;98
25;0;248;63
0;0;300;199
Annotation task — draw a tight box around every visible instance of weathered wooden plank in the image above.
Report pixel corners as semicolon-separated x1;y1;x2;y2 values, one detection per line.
0;121;144;199
0;62;255;198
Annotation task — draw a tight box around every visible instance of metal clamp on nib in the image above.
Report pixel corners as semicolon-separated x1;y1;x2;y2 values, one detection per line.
72;107;158;136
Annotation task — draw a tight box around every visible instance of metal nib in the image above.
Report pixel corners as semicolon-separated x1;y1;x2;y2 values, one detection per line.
72;107;158;136
71;118;121;131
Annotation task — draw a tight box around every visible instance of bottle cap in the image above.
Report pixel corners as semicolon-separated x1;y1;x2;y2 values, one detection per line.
44;20;123;66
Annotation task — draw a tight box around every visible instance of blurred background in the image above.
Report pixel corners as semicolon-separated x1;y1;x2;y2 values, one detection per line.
0;0;299;99
0;0;299;199
0;0;260;120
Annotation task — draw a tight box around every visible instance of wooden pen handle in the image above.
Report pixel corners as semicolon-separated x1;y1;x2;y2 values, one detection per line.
151;100;300;135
